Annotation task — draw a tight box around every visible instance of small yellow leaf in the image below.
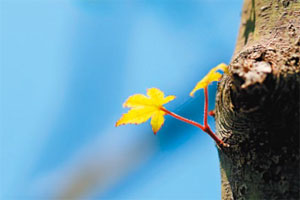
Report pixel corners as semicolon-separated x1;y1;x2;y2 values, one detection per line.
116;88;176;134
123;94;151;108
115;107;156;126
147;88;175;106
190;63;228;97
150;110;165;133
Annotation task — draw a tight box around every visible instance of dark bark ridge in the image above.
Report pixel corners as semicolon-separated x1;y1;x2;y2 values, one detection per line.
215;0;300;199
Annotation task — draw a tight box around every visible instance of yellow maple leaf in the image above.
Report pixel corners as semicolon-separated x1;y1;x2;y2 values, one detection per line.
116;88;176;134
190;63;228;97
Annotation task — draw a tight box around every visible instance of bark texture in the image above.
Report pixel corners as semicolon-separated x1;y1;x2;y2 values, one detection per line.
215;0;300;199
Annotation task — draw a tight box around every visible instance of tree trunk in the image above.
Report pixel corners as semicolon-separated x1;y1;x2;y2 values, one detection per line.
215;0;300;199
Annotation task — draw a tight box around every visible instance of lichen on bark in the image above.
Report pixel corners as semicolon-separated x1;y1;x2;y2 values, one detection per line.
215;0;300;199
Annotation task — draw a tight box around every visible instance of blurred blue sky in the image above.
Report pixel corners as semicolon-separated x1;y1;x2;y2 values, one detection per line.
0;0;242;199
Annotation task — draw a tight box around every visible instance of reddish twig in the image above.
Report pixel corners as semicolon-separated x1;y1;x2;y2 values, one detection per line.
204;87;209;128
208;110;215;117
160;107;229;147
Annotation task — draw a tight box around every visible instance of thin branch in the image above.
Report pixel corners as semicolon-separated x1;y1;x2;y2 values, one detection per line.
160;107;229;147
204;87;209;128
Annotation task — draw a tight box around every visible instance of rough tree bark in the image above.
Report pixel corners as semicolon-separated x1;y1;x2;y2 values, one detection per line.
215;0;300;199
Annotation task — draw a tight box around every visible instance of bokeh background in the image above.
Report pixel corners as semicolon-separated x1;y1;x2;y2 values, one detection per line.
1;0;242;199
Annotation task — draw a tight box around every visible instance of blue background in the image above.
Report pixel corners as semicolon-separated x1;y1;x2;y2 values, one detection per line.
0;0;242;199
